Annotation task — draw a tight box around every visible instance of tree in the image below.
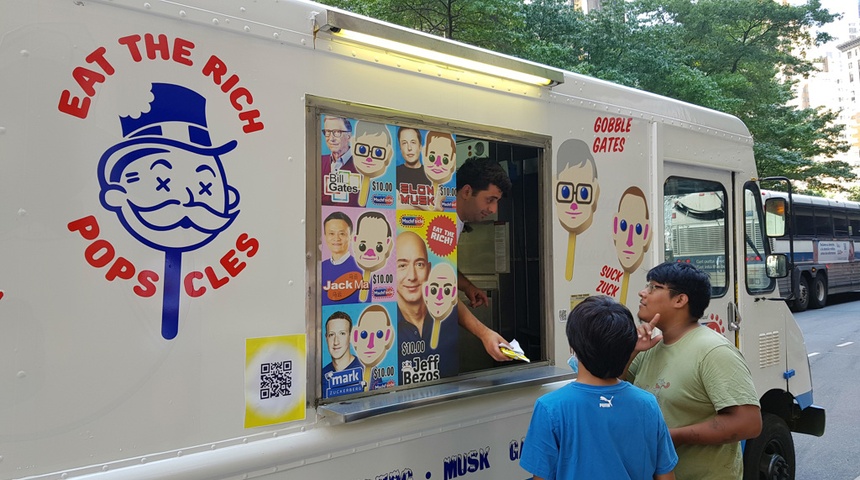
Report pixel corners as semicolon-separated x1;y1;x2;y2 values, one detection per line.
627;0;850;191
317;0;852;191
321;0;526;53
525;0;851;191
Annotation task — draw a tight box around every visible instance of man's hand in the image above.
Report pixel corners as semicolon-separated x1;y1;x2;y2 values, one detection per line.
458;302;510;362
464;283;489;308
635;313;662;352
479;328;512;362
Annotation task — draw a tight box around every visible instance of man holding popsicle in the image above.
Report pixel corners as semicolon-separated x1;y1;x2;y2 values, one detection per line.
454;157;514;362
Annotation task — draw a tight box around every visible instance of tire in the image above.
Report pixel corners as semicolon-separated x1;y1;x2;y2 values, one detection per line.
809;275;827;309
791;276;809;312
743;412;795;480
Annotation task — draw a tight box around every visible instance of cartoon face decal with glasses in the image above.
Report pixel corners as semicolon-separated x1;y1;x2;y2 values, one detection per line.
614;186;652;305
555;139;600;281
352;121;393;207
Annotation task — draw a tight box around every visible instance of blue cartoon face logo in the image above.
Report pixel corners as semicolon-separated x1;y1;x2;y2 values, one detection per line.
97;83;240;339
100;146;239;250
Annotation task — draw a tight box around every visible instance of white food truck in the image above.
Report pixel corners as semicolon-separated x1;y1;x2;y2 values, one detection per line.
0;1;824;479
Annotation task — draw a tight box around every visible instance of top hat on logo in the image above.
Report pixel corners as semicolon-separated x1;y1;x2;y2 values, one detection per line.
99;83;237;185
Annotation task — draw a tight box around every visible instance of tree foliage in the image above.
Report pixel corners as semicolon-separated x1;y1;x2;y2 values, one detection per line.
317;0;852;191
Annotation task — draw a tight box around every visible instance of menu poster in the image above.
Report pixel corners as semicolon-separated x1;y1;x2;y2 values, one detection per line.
395;210;459;385
319;113;461;398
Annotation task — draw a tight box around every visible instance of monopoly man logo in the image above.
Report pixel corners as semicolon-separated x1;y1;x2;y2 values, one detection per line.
60;34;263;340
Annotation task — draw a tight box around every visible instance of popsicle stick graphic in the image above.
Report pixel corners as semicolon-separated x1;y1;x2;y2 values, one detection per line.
162;250;182;340
619;271;630;306
565;232;576;281
353;121;393;207
359;270;371;302
358;175;371;207
424;263;457;349
430;318;443;349
353;212;394;303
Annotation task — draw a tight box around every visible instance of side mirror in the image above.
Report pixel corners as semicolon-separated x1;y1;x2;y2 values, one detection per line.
765;198;787;238
766;254;788;278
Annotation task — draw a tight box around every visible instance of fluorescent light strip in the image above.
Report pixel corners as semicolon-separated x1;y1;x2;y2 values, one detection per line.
334;29;554;86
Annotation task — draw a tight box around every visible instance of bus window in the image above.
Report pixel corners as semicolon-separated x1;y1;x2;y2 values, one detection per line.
814;207;833;237
664;177;728;297
849;211;860;239
794;205;815;237
744;184;776;294
833;209;849;237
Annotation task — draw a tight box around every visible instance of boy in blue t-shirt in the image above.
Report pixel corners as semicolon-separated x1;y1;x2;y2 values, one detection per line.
519;296;678;480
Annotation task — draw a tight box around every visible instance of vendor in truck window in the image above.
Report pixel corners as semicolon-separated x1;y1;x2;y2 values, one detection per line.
454;157;514;362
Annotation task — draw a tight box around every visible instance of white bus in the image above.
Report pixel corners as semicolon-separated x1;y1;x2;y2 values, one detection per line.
761;188;860;311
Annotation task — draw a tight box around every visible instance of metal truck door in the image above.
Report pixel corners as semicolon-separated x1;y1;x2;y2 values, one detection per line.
662;165;734;342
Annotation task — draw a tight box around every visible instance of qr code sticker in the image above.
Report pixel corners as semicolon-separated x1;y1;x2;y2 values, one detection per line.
260;360;292;400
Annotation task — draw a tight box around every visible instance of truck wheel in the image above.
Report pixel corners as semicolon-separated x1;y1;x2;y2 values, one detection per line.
791;276;809;312
809;275;827;309
743;413;795;480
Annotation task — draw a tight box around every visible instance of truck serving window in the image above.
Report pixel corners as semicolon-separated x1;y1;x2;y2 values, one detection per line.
663;177;728;297
309;98;556;412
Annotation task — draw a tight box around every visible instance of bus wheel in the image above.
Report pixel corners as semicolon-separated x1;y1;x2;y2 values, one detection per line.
791;276;810;312
810;275;827;309
743;413;795;480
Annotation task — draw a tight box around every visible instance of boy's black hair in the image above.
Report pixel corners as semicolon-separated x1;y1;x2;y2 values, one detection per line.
566;296;637;379
456;157;512;197
646;262;711;320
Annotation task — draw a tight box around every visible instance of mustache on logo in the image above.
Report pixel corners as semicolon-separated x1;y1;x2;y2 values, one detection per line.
131;199;238;234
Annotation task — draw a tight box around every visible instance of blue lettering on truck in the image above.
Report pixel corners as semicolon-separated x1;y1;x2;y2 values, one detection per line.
443;447;490;479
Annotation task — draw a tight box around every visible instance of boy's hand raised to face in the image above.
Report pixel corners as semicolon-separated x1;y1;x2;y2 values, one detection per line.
635;314;662;352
